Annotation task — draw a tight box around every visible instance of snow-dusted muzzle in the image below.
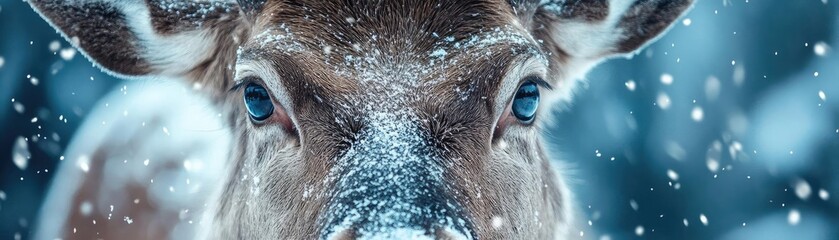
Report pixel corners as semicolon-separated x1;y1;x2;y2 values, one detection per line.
319;111;474;240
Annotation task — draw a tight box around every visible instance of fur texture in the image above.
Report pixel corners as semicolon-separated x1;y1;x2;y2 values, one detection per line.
29;0;693;239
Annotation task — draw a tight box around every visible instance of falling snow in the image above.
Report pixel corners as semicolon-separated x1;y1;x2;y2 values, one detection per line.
705;76;721;101
666;169;679;181
656;92;671;110
787;209;801;226
733;64;746;86
691;106;704;122
660;73;674;85
77;155;90;173
794;180;812;200
59;48;76;60
48;40;60;52
2;1;838;239
625;80;636;91
818;189;830;200
813;42;829;56
79;201;92;216
491;216;504;229
13;102;24;114
11;137;30;170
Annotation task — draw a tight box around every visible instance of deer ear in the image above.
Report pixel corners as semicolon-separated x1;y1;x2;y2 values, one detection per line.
28;0;249;91
525;0;693;59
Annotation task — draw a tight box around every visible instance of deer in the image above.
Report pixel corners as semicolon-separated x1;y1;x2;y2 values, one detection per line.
28;0;692;239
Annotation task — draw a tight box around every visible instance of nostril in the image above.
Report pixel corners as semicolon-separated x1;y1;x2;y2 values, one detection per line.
320;133;475;240
435;227;472;240
327;227;355;240
325;226;471;240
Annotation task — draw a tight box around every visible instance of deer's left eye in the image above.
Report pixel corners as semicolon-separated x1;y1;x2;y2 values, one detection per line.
244;83;274;121
511;80;540;123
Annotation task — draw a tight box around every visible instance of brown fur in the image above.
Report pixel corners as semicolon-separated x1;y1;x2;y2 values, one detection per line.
617;0;694;53
29;0;153;75
148;0;241;35
29;0;693;239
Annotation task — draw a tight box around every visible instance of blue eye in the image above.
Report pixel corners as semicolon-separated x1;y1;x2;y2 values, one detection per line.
244;83;274;121
512;80;540;123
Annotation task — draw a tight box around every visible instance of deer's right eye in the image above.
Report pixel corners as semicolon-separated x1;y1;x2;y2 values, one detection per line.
511;80;540;123
244;83;274;121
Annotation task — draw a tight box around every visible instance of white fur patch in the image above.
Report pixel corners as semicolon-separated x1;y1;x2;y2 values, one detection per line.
117;1;221;75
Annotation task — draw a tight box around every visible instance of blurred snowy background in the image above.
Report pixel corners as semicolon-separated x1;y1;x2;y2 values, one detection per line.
1;0;838;239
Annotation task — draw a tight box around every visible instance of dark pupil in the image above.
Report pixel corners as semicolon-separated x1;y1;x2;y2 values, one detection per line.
512;81;539;122
244;83;274;121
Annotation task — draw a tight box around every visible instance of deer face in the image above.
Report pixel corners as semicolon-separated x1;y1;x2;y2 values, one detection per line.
232;3;557;238
30;0;692;238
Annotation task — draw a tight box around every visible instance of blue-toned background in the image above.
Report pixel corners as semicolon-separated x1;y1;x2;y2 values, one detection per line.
1;0;838;239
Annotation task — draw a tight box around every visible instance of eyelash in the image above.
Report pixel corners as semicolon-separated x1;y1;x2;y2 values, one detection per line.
229;76;259;93
522;75;553;91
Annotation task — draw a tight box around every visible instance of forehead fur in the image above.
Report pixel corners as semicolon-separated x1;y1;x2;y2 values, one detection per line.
236;0;545;130
254;0;514;58
238;0;541;88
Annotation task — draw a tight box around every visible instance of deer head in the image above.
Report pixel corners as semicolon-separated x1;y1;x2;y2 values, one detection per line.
29;0;692;238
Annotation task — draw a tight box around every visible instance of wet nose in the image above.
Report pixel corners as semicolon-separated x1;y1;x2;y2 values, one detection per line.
319;115;474;239
319;146;475;239
328;226;471;240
